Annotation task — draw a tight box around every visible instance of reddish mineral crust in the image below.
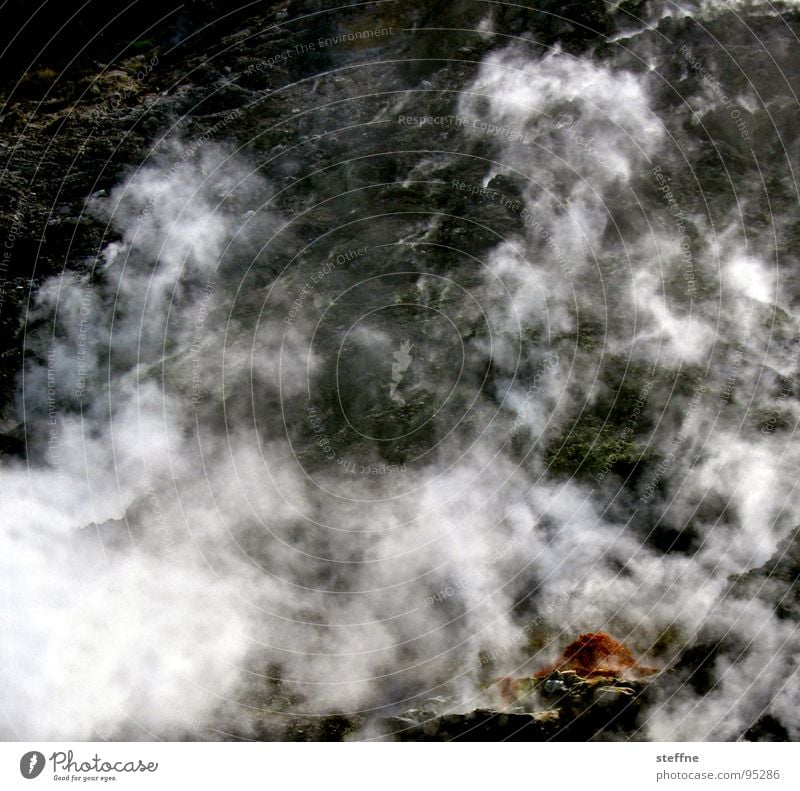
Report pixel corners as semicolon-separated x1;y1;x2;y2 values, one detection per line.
534;632;658;679
494;632;658;702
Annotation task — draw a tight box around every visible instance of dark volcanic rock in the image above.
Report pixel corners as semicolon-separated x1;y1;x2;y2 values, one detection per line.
385;671;656;741
743;715;790;743
387;708;562;742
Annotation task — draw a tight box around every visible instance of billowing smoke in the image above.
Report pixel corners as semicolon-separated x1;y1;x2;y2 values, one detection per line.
2;0;799;742
453;32;800;739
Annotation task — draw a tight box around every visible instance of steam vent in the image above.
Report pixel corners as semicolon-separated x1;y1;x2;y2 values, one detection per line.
383;633;660;741
532;633;659;680
2;0;800;755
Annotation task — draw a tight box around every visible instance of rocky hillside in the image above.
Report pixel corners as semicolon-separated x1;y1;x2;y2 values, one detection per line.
2;1;799;741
